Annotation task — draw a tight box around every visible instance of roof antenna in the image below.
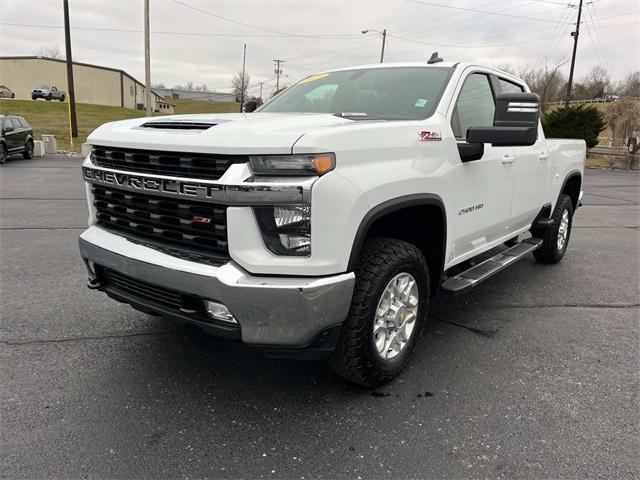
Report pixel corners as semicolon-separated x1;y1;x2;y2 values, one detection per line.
427;52;443;64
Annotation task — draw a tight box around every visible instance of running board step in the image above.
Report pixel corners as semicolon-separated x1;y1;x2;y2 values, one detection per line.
441;238;543;294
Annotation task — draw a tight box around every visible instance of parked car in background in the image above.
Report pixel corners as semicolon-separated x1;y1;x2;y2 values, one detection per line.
605;95;620;102
31;85;66;101
0;85;16;99
626;131;639;154
0;115;34;164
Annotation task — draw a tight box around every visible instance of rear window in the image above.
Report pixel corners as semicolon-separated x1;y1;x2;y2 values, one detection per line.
18;118;30;129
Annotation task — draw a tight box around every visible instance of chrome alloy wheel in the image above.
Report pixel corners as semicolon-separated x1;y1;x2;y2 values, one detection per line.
557;209;570;250
373;273;419;360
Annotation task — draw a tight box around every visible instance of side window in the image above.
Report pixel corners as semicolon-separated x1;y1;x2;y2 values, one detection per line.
11;118;22;129
19;118;31;129
451;73;495;139
51;86;57;92
498;78;525;94
3;118;12;130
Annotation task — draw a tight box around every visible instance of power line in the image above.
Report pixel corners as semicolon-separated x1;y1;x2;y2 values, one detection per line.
170;0;360;39
404;0;576;24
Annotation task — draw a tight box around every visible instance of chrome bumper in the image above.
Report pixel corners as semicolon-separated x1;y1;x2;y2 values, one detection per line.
79;227;355;347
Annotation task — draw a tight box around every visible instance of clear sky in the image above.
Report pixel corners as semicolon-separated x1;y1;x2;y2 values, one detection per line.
1;0;638;96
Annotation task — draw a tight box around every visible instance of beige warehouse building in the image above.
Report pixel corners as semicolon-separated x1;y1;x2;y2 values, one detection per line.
0;56;173;113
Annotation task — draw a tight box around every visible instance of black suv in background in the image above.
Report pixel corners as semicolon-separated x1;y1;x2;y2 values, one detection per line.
0;115;34;164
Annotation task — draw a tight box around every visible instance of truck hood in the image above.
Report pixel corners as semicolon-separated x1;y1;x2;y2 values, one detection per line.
87;112;355;154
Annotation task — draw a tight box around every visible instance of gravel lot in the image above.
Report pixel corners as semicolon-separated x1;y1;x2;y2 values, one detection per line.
1;157;638;479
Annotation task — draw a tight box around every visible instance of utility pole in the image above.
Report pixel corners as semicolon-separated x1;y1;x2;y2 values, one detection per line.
144;0;152;116
62;0;78;139
565;0;584;105
240;43;246;112
273;59;284;92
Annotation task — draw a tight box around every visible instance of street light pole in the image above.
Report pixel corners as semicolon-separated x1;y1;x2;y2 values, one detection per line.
144;0;152;116
362;28;387;64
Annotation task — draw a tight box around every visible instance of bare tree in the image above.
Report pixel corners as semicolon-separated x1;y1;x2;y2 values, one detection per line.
497;62;567;114
34;44;63;59
583;66;611;99
232;71;250;102
604;97;640;144
615;71;640;97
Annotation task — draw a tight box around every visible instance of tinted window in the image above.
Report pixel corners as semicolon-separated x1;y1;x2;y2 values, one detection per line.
10;118;22;129
498;78;524;94
3;118;13;130
451;73;495;139
260;67;453;120
18;118;31;129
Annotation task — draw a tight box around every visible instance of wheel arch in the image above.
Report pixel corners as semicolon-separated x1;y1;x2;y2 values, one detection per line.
347;194;447;294
560;171;582;210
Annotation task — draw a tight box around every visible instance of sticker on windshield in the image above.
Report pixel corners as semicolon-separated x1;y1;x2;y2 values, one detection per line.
415;98;428;108
299;73;330;84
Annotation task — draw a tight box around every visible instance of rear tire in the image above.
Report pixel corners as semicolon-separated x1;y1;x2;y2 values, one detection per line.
329;238;430;388
533;194;574;264
59;95;65;102
0;143;7;164
23;140;34;159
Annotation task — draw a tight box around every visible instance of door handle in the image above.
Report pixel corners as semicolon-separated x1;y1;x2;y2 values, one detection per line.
501;154;516;164
539;152;549;162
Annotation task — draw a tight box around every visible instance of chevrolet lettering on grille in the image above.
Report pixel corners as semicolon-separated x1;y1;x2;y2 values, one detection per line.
83;167;223;201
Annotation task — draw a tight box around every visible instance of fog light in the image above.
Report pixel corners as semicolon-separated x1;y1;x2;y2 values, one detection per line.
205;300;237;324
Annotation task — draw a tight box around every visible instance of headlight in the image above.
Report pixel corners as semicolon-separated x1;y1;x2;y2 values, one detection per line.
249;153;335;176
254;205;311;256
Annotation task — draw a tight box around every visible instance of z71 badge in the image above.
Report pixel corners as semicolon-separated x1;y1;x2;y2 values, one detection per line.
419;131;442;141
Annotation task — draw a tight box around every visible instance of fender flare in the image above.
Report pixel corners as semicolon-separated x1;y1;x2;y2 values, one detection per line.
557;170;582;210
346;193;447;273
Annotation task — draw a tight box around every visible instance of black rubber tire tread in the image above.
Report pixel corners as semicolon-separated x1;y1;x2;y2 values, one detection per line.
0;143;6;164
328;238;430;388
23;140;34;159
533;194;574;264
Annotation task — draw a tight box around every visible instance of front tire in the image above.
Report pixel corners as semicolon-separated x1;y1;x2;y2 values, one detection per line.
23;140;34;159
329;238;430;388
533;194;574;264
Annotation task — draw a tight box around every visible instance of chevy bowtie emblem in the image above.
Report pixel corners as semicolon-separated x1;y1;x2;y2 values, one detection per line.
192;216;212;224
419;131;442;141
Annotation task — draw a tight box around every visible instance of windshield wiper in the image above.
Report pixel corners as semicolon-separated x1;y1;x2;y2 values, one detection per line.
333;112;377;120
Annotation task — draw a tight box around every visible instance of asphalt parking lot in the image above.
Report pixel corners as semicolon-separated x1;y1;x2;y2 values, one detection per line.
1;156;638;479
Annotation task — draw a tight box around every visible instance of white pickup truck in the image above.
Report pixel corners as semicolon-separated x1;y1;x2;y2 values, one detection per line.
79;61;585;387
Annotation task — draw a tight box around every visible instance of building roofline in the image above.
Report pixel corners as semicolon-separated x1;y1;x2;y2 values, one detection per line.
0;56;162;100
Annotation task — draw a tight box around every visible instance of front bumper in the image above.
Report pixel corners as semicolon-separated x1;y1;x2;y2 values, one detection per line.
79;227;355;354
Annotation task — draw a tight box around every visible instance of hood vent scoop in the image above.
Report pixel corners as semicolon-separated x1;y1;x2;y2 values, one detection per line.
140;121;216;130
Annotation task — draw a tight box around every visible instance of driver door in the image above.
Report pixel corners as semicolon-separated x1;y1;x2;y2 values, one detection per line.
448;72;515;264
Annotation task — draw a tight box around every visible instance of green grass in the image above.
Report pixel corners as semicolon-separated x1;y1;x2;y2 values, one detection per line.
0;99;238;152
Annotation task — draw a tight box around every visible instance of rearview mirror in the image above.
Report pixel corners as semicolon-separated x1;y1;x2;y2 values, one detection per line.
244;100;257;113
466;93;540;147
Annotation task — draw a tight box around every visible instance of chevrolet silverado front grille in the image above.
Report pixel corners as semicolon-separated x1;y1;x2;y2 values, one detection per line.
93;185;229;265
91;146;247;180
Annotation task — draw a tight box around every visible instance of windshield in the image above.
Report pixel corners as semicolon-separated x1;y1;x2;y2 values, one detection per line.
37;85;50;90
260;67;453;120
